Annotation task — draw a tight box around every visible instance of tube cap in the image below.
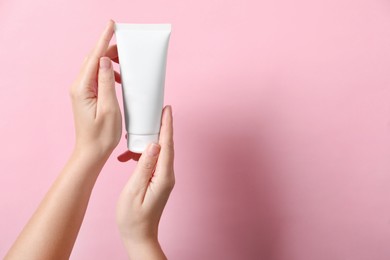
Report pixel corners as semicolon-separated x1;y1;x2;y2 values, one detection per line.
127;134;159;154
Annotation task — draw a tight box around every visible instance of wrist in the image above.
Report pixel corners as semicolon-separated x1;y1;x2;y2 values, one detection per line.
73;143;113;163
122;237;166;260
122;234;158;247
69;146;111;178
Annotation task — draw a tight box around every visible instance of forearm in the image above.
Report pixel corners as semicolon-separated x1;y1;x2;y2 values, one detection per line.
5;148;109;260
123;238;167;260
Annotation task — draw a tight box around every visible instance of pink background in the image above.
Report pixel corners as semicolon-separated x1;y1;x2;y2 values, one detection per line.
1;0;390;259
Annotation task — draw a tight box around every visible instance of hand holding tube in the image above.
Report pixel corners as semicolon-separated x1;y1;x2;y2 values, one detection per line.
70;20;122;160
116;106;175;260
5;20;123;260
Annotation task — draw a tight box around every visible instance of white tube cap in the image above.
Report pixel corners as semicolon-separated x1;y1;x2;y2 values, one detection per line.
127;134;159;153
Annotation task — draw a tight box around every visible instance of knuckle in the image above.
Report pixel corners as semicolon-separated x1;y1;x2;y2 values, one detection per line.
163;172;176;191
142;159;155;170
163;139;174;152
164;175;175;191
169;177;176;190
100;106;116;115
99;74;114;85
69;87;81;100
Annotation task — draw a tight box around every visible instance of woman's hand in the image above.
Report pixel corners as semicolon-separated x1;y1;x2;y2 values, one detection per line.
116;105;175;260
70;20;121;159
5;20;123;260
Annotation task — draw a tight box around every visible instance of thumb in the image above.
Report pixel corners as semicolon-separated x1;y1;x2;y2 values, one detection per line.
124;143;161;204
97;57;118;116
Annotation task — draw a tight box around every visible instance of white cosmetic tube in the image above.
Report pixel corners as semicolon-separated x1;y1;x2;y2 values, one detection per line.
115;23;171;153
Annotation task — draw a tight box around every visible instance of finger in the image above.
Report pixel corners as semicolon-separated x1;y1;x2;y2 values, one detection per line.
105;44;119;63
82;20;115;83
91;20;115;60
117;150;141;162
156;106;175;176
97;57;118;116
125;143;161;203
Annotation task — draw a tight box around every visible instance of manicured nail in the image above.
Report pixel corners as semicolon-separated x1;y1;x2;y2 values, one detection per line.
100;57;111;69
147;143;161;156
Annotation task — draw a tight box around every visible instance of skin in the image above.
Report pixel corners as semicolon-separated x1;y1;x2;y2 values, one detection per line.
5;20;174;260
117;105;175;260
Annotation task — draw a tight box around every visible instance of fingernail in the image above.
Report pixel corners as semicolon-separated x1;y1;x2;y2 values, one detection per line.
147;143;160;157
100;57;111;69
163;105;172;120
168;105;173;118
106;19;114;30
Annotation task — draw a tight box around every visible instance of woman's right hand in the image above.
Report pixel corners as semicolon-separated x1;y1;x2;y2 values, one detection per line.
116;105;175;259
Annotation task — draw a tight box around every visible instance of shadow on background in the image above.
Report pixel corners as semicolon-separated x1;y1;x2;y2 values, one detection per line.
182;113;285;260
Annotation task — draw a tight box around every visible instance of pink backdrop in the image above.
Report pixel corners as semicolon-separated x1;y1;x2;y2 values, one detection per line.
1;0;390;259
